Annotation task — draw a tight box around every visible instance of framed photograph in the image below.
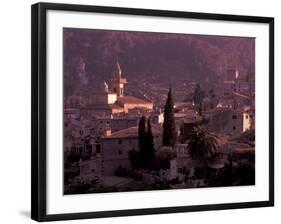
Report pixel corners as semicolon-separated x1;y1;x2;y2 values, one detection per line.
31;2;274;222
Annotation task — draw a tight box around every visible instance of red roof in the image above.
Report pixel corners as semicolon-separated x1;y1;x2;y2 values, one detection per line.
81;104;123;110
117;96;152;105
102;125;162;139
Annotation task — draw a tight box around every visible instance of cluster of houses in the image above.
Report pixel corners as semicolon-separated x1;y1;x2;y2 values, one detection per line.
64;63;255;190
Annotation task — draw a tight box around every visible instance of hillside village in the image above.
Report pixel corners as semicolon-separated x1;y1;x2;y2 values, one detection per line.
64;61;255;194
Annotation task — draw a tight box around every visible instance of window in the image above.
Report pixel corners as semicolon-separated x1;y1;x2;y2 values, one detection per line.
114;88;117;93
233;126;236;130
232;115;237;119
118;150;122;155
118;139;122;144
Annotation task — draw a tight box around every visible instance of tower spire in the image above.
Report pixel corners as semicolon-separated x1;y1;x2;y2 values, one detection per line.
110;61;127;97
116;60;122;78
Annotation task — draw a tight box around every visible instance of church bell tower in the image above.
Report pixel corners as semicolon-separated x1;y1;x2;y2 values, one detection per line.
110;61;127;97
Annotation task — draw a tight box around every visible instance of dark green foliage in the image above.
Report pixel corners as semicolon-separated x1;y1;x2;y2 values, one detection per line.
206;161;255;187
162;87;176;147
146;118;155;159
234;163;255;185
198;102;202;116
64;164;79;185
169;177;181;185
128;149;142;169
129;151;155;171
67;149;81;163
115;166;143;181
194;166;206;179
154;147;177;170
131;116;155;169
206;163;233;187
138;116;147;155
193;83;205;106
188;126;218;162
208;88;216;109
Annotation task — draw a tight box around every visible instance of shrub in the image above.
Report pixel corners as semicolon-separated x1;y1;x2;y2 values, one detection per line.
154;147;176;170
115;166;143;181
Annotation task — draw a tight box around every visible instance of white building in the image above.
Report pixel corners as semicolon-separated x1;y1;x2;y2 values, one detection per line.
89;115;138;137
204;108;251;135
100;125;162;175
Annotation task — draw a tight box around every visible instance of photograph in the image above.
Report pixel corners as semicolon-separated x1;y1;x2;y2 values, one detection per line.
63;28;256;195
0;0;277;223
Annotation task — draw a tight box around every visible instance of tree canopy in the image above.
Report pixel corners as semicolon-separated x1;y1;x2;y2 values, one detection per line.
188;126;218;162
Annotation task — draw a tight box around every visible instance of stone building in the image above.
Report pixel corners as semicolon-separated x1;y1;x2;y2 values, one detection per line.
100;124;162;175
79;154;102;180
89;115;138;137
203;108;251;136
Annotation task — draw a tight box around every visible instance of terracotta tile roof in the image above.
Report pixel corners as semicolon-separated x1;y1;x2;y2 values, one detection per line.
81;104;123;110
233;147;255;154
102;124;162;139
117;96;152;105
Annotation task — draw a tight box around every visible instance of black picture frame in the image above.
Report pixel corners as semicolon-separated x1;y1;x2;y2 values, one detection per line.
31;2;274;222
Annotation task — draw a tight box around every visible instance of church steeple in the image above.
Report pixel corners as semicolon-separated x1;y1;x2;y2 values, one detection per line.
110;61;127;97
116;60;122;78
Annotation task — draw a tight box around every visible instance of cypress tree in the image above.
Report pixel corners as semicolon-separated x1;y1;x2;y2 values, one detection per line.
193;83;205;106
162;87;176;147
146;117;155;158
138;116;147;155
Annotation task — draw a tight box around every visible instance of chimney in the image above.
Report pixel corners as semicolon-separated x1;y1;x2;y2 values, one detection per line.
104;127;112;137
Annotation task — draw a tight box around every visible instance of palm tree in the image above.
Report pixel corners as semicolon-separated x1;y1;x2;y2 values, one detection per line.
187;126;218;163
